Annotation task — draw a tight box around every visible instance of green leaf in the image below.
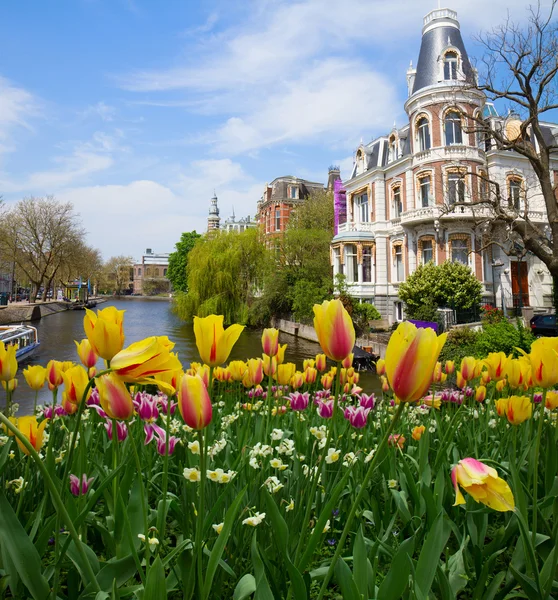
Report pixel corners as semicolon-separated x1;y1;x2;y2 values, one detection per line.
202;486;246;600
352;527;367;599
82;555;137;595
66;540;101;583
143;556;167;600
414;513;451;597
483;571;505;600
263;490;307;600
334;558;360;600
251;531;274;600
448;536;468;596
508;564;542;600
233;574;256;600
0;491;50;600
377;535;415;600
390;489;412;525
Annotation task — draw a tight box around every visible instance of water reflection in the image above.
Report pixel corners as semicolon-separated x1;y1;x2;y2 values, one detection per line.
13;298;380;414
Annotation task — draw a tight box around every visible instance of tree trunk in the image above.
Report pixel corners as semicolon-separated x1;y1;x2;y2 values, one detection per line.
552;276;558;312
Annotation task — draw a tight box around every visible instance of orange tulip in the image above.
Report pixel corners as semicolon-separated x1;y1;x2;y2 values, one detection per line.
412;425;426;441
313;299;355;362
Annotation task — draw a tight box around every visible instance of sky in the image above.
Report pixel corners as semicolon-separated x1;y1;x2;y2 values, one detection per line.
0;0;542;261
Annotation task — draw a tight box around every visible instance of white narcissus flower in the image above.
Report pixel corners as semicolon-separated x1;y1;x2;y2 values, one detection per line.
249;457;260;470
285;499;294;512
322;519;331;533
218;470;236;484
188;440;200;455
270;428;284;441
212;522;224;534
270;458;287;471
343;452;357;467
242;512;266;526
183;468;201;482
325;448;340;464
388;479;398;489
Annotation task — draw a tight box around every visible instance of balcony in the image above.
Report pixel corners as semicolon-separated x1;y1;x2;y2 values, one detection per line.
400;206;442;225
337;221;375;233
400;204;493;225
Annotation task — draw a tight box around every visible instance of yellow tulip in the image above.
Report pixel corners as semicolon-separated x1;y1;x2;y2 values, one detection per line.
484;352;509;381
213;366;231;383
0;342;18;382
456;371;467;389
505;359;528;389
276;344;287;365
475;385;487;403
385;322;447;403
110;336;182;383
452;458;514;512
529;338;558;388
444;360;455;375
291;371;304;389
381;375;390;393
481;371;491;385
2;378;17;392
153;369;183;395
545;390;558;410
275;363;296;386
313;299;355;362
495;397;509;417
23;365;47;391
506;395;532;425
193;315;244;367
46;360;64;391
83;306;125;361
246;358;264;386
178;373;212;430
62;365;91;404
460;356;477;381
96;373;134;420
375;358;386;376
495;379;506;392
342;353;354;369
432;361;444;383
412;425;426;441
13;416;48;455
303;358;315;370
228;361;247;382
262;354;277;377
75;338;98;369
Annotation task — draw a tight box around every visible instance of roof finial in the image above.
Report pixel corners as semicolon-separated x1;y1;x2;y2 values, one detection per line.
232;205;235;219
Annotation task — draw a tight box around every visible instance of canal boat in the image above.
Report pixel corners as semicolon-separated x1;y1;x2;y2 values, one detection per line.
0;325;40;360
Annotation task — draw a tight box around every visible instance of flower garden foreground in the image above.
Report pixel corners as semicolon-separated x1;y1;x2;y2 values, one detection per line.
0;303;557;600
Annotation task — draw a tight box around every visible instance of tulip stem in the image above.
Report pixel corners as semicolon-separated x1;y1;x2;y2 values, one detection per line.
33;390;38;414
531;394;545;547
4;389;12;416
316;402;406;600
195;428;206;597
0;412;101;594
156;396;172;545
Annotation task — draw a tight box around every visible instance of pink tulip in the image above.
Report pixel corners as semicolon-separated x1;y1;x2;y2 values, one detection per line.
69;474;94;497
104;420;128;442
316;399;334;419
343;405;371;429
287;391;310;411
359;393;376;410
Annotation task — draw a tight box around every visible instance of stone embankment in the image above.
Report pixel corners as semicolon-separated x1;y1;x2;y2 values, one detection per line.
273;318;391;358
0;299;106;325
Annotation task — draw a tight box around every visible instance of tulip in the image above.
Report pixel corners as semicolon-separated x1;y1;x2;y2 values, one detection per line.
412;425;426;441
61;393;78;415
45;360;65;391
316;399;334;418
421;394;442;409
261;328;279;357
321;373;333;390
304;367;317;384
83;306;125;361
342;353;354;369
228;361;247;382
23;365;47;390
475;385;487;403
146;423;178;456
133;392;159;422
246;358;264;386
313;299;355;362
444;360;455;375
495;397;509;418
545;390;558;410
275;363;296;386
381;375;390;393
505;359;527;389
481;371;491;385
96;373;134;420
456;371;467;389
484;352;509;381
262;354;277;377
528;338;558;388
13;416;48;455
388;434;406;449
291;371;304;389
2;378;17;392
0;342;18;381
315;354;327;372
288;391;310;411
452;458;514;512
344;405;370;429
432;361;444;384
375;358;386;376
506;395;532;425
214;366;231;383
153;368;183;396
104;419;128;442
110;336;181;383
193;314;244;367
69;474;94;497
359;393;375;410
303;358;315;370
75;339;98;369
460;357;477;381
178;374;212;430
385;322;447;403
62;365;90;404
276;344;287;365
495;379;506;392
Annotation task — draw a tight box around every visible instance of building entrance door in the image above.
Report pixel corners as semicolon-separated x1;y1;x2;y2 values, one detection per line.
511;261;529;308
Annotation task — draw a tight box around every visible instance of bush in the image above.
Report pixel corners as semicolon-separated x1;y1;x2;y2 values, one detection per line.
481;305;506;324
475;319;535;357
352;301;382;335
439;326;480;365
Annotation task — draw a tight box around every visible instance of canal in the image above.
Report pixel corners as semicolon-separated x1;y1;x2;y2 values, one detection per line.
13;298;380;415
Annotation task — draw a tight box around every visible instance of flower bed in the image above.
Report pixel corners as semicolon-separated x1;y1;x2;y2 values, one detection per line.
0;302;557;599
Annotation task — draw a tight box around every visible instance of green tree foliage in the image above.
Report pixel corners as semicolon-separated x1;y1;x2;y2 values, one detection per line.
167;231;201;292
398;261;482;316
175;229;269;325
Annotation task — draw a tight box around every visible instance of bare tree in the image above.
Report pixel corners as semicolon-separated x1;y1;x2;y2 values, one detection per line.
464;2;558;285
102;255;134;296
0;196;85;302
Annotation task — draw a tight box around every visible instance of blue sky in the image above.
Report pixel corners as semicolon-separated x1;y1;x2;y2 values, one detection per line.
0;0;539;259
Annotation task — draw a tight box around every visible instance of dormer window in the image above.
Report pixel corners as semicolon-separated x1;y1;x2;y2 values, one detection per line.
416;116;431;152
388;135;398;162
356;149;365;175
444;110;463;145
444;51;458;80
288;185;299;199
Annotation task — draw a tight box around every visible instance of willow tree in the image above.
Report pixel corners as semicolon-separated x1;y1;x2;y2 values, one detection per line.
176;228;269;325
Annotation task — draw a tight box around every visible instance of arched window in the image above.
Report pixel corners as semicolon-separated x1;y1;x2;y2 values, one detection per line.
444;51;458;80
445;110;463;145
417;116;431;152
419;237;435;265
447;171;466;205
392;185;402;218
508;176;524;210
417;173;432;207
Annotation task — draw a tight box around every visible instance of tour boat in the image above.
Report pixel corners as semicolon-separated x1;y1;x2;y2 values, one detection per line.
0;325;40;360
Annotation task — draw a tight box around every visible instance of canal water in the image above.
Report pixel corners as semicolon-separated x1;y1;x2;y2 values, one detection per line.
12;298;380;415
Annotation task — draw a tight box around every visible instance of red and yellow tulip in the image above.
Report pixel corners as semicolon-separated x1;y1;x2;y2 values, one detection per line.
178;373;212;430
193;315;244;367
460;356;477;382
313;299;355;362
506;395;532;425
275;363;296;386
452;458;514;512
315;354;327;372
96;373;134;420
529;338;558;388
62;365;91;404
13;416;48;455
46;360;64;391
385;322;447;403
75;338;98;369
83;306;125;361
261;328;279;357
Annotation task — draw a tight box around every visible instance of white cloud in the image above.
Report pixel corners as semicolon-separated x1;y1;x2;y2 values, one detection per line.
0;76;39;156
80;102;117;122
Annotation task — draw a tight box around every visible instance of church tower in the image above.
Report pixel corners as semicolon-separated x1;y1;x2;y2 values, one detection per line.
207;192;220;232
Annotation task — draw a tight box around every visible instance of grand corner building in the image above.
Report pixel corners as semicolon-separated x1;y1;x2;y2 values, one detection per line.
331;8;557;324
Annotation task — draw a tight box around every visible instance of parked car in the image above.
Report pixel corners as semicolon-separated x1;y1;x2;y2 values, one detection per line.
530;314;558;336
